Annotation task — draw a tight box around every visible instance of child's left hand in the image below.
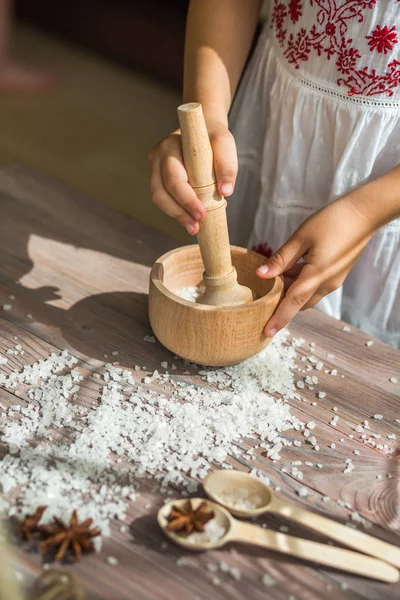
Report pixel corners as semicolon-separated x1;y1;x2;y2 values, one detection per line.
257;195;378;337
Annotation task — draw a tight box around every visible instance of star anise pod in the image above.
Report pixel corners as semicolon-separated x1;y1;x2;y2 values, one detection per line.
17;506;47;541
167;500;215;535
40;510;101;562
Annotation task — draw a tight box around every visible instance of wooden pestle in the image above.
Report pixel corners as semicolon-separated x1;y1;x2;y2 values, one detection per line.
177;103;254;306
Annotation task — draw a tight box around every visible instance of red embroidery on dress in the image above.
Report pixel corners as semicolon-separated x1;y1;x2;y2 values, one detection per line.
271;0;400;97
252;243;274;259
289;0;303;23
366;25;398;55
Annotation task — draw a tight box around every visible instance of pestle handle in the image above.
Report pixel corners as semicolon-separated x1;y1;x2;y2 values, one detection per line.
177;102;216;189
177;102;253;306
178;102;238;303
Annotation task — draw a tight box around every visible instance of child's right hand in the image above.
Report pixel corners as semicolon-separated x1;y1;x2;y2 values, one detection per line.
149;118;238;235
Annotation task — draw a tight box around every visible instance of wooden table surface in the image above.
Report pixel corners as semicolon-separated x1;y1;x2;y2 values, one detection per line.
0;164;399;600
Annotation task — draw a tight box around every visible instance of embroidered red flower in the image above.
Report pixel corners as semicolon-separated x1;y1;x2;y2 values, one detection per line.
325;22;336;37
288;0;302;24
336;43;361;75
252;243;273;259
366;25;398;55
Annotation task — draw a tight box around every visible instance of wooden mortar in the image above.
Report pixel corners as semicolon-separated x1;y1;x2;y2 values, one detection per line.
149;102;283;366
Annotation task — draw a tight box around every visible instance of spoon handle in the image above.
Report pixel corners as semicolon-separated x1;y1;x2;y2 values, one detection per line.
229;521;398;582
269;496;400;568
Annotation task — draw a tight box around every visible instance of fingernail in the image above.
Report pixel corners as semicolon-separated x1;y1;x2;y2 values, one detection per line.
266;328;278;338
186;223;197;235
257;265;269;275
193;212;202;221
220;183;233;195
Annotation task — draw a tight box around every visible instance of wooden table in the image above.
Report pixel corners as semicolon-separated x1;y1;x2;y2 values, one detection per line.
0;164;399;600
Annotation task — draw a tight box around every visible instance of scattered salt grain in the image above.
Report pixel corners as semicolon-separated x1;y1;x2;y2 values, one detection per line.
26;314;33;319
318;392;326;399
389;377;398;384
366;341;374;347
297;487;309;498
2;304;11;311
176;557;192;567
106;556;119;566
343;326;351;332
373;414;383;420
161;361;168;370
261;574;275;587
143;335;156;343
353;450;360;455
307;421;316;430
296;380;305;389
330;443;336;449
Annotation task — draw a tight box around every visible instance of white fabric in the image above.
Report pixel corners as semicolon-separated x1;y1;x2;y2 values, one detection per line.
228;0;400;347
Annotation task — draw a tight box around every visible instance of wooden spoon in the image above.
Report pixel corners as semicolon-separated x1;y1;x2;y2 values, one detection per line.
158;499;398;582
177;103;254;307
203;469;400;568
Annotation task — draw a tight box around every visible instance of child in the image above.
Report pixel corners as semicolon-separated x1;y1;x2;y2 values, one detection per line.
149;0;400;348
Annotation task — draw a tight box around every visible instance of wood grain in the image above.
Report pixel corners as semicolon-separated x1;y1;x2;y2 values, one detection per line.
0;164;399;600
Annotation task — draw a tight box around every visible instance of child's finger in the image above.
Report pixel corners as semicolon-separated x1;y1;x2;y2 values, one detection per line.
210;129;238;197
264;265;320;337
257;237;306;279
150;160;199;235
161;154;206;221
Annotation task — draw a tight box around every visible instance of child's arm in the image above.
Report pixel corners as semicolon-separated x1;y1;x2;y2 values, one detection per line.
149;0;262;235
258;166;400;336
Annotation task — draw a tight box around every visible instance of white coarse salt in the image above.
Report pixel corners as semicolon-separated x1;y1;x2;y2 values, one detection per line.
2;304;12;311
343;326;351;332
366;341;374;347
389;377;398;383
176;286;204;302
373;414;383;420
330;443;336;449
388;434;396;440
318;392;326;399
353;450;360;455
297;487;309;498
216;488;262;510
143;335;156;343
106;556;119;566
0;333;299;538
315;361;323;371
261;574;276;587
307;421;316;430
296;380;305;389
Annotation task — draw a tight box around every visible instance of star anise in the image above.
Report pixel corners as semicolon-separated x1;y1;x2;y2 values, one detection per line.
40;510;101;562
167;500;215;535
17;506;47;541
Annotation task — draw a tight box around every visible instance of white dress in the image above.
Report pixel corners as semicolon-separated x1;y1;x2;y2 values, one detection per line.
228;0;400;348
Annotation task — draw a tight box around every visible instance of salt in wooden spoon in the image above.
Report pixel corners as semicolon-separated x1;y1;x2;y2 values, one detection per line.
203;469;400;568
158;498;398;582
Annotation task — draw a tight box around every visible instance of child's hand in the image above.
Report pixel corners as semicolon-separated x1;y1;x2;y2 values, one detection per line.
149;118;237;235
257;195;378;337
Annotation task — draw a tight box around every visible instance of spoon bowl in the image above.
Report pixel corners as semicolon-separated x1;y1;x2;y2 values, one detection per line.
203;469;273;518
